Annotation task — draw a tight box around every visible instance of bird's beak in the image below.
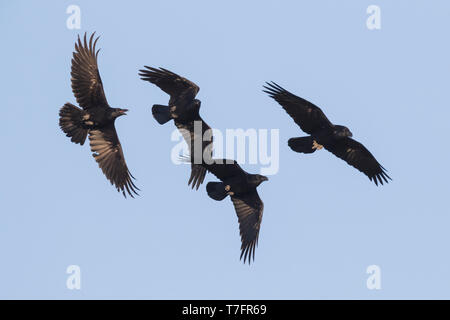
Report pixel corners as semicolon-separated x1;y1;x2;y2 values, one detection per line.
120;109;129;115
262;176;269;182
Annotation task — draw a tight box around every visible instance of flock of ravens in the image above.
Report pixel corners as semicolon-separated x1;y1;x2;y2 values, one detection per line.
59;33;391;264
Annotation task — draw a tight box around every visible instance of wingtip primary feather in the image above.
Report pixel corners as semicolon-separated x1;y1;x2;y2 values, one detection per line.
240;242;257;265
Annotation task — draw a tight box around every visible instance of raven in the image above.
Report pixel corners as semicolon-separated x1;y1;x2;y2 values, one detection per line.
263;82;391;186
203;159;268;264
59;33;139;198
139;67;212;189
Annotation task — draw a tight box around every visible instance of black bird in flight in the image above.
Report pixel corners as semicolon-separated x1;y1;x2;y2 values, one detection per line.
59;33;139;197
139;67;213;189
263;82;391;186
203;159;268;264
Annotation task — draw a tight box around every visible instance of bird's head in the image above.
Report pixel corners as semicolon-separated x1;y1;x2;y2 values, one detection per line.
251;174;269;187
334;125;353;138
112;108;128;118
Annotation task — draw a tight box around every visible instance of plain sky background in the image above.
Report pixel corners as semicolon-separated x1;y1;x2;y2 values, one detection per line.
0;0;449;299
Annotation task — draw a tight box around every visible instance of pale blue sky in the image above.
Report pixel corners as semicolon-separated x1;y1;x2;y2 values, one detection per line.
0;0;449;299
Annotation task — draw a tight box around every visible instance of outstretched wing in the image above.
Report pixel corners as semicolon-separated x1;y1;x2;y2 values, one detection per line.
263;82;333;134
231;191;264;264
323;137;391;186
139;66;199;105
202;159;247;182
71;33;108;110
175;118;213;190
89;125;139;197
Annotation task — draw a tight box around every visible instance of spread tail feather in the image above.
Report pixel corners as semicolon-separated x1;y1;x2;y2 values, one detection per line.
206;182;228;201
288;136;316;154
59;103;88;145
152;104;172;125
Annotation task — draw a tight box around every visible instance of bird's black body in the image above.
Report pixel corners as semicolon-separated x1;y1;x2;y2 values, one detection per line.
59;33;138;198
202;159;268;264
81;106;124;128
264;81;391;186
172;99;202;122
216;172;265;196
305;125;352;151
139;67;213;189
